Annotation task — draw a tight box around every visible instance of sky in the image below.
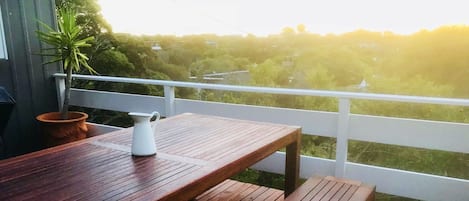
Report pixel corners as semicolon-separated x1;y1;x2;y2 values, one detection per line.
98;0;469;36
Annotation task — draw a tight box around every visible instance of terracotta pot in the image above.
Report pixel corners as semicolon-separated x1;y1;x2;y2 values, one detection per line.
36;111;88;147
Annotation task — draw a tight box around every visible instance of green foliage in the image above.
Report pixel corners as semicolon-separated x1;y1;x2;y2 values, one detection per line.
37;8;95;119
55;0;112;36
190;55;248;76
231;168;286;190
65;8;469;198
304;64;336;89
91;49;134;76
37;9;95;73
249;59;287;87
352;76;465;122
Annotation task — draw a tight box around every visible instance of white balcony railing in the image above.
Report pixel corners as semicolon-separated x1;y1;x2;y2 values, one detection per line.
54;73;469;201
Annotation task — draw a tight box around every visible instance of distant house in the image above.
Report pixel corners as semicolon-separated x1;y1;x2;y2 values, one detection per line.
358;42;377;49
190;70;250;84
358;79;368;90
343;79;368;92
205;40;217;47
151;43;162;51
282;56;295;67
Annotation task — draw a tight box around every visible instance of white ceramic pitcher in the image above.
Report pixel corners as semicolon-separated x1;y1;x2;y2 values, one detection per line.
128;111;160;156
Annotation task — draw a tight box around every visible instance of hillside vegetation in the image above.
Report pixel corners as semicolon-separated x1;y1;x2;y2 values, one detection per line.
59;1;469;200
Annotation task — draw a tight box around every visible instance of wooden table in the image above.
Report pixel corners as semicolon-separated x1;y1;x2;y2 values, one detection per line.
0;113;301;201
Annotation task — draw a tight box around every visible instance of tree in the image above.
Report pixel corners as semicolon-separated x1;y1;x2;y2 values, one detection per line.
55;0;112;36
91;49;134;76
37;8;95;119
297;24;306;33
281;27;296;36
56;0;115;70
249;59;286;87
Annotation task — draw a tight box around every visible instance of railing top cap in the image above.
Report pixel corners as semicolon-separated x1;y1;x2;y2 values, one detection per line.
54;73;469;106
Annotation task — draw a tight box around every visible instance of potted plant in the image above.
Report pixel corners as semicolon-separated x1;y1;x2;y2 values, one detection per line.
35;8;95;147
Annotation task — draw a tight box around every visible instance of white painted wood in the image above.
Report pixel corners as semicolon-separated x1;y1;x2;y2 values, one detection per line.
335;98;350;177
252;153;469;201
174;99;338;137
251;152;335;179
54;73;469;107
345;162;469;201
61;75;469;200
87;122;122;132
349;114;469;153
70;90;469;153
86;122;122;137
164;86;175;117
69;89;166;115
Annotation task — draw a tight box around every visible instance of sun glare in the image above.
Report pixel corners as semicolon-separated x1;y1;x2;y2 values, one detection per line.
99;0;469;36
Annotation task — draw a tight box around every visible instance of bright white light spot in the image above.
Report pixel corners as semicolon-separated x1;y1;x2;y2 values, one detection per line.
98;0;469;36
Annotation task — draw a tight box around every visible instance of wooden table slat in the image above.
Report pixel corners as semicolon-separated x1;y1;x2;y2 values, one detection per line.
0;113;301;201
5;151;129;200
85;162;198;200
0;144;104;181
0;145;124;198
207;127;293;161
64;158;179;200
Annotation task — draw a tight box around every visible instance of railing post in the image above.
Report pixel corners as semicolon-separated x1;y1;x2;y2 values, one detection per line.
164;86;175;117
335;98;350;177
55;76;65;112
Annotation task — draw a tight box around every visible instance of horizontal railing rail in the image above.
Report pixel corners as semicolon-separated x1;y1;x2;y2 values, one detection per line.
54;73;469;201
54;73;469;106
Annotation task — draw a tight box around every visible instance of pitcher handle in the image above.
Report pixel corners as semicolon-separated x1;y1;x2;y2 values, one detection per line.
150;111;160;133
150;111;161;122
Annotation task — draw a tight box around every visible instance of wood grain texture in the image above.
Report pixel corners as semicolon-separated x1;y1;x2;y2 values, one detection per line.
0;113;301;201
285;128;301;196
198;180;286;201
284;176;375;201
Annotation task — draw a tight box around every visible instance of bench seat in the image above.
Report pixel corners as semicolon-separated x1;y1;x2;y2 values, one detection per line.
194;176;375;201
285;176;375;201
194;179;284;201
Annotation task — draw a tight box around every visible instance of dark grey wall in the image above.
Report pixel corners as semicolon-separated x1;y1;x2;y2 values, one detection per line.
0;0;60;158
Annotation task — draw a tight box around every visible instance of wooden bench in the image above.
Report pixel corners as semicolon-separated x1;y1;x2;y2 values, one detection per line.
195;176;375;201
285;176;375;201
194;179;284;200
